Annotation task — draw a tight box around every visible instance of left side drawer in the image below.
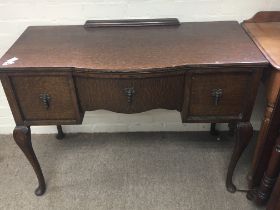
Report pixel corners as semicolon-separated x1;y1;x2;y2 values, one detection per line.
10;75;81;124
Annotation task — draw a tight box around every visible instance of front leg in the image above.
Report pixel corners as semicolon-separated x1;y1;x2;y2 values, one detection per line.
13;126;46;196
226;122;253;193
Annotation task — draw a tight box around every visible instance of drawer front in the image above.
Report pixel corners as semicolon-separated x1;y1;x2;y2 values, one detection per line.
189;73;251;117
11;75;80;123
75;74;185;113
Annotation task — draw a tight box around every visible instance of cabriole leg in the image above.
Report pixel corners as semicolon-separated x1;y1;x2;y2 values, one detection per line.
56;125;65;140
13;126;46;196
226;122;253;193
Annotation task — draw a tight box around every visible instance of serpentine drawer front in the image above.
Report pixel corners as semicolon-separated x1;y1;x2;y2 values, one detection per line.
0;19;268;196
75;73;185;113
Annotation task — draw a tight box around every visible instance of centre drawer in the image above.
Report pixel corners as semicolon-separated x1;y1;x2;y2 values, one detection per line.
75;74;185;113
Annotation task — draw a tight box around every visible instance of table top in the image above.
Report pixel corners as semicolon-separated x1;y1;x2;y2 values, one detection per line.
0;21;267;72
243;22;280;70
243;12;280;70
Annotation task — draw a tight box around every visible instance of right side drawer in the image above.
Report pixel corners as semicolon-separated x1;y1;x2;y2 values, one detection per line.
189;72;251;118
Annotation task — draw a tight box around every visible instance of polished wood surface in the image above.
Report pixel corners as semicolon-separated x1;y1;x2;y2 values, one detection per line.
0;21;266;71
12;75;81;122
243;21;280;70
189;72;250;117
0;20;267;196
13;126;46;195
242;11;280;205
244;11;280;23
84;18;181;28
75;73;185;114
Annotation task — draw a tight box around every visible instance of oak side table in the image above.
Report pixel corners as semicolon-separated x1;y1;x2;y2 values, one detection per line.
0;19;267;196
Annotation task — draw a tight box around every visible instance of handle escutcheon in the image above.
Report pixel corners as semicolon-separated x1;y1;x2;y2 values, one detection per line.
124;87;135;104
211;88;223;105
39;93;51;110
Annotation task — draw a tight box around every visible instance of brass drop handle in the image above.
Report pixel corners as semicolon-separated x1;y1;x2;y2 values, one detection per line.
124;87;135;104
211;88;223;105
39;93;51;109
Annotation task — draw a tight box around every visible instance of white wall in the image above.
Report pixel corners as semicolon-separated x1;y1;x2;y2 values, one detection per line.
0;0;279;134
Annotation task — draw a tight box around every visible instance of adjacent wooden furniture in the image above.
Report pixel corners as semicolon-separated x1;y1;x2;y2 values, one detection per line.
0;19;267;196
267;170;280;210
250;90;280;206
242;11;280;205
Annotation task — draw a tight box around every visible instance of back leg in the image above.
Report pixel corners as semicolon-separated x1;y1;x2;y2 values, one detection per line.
56;125;65;140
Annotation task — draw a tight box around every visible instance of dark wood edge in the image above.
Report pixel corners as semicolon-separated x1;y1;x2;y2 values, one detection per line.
242;24;280;70
24;119;78;126
9;67;255;80
0;63;268;74
1;70;73;76
182;116;242;123
244;11;280;23
189;68;255;74
67;75;83;123
74;67;262;78
180;72;192;121
0;75;24;124
243;69;263;121
84;18;180;28
74;71;185;79
0;67;72;73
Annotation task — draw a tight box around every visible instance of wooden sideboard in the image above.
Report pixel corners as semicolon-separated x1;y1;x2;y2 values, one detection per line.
0;19;267;196
242;12;280;205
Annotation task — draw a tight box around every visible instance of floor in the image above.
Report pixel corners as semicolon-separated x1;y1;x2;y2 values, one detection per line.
0;131;264;210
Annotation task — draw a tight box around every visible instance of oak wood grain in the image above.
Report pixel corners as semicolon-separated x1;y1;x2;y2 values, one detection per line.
75;74;185;113
189;72;250;117
243;21;280;70
0;21;267;72
244;11;280;23
10;75;81;123
0;20;268;196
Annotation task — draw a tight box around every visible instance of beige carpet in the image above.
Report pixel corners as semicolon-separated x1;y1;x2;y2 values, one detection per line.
0;132;264;210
